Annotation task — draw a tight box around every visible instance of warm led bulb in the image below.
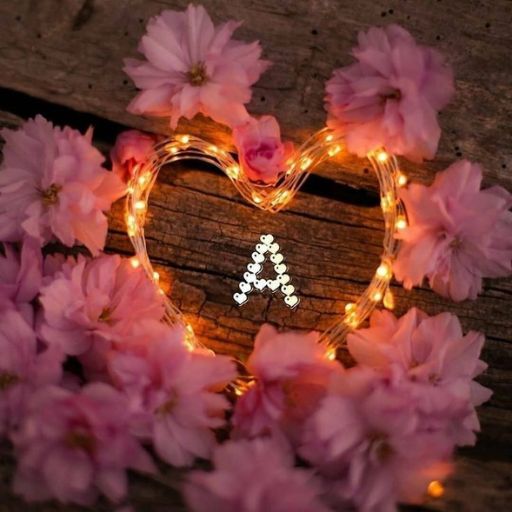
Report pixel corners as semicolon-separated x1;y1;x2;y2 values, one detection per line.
377;151;388;162
138;173;152;186
383;289;395;310
273;190;291;206
380;193;394;212
252;192;263;204
395;217;407;230
325;134;334;142
345;312;359;328
376;263;391;278
397;173;408;187
135;200;146;211
130;257;140;269
345;302;356;313
328;145;342;157
427;480;444;499
179;135;190;144
300;157;312;170
326;347;337;361
153;271;160;282
226;165;240;179
372;291;383;302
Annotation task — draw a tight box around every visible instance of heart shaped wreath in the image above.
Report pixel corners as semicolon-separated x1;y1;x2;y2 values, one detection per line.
0;3;511;512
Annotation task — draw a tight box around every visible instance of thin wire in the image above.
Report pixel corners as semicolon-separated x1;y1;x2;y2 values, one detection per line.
125;130;404;358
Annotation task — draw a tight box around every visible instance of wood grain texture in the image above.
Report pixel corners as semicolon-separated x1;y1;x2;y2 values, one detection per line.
0;0;511;510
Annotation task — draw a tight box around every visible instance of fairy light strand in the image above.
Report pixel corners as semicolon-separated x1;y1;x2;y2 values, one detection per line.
125;129;405;353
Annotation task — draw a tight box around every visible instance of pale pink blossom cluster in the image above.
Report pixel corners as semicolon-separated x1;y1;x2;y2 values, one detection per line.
110;129;158;183
183;315;491;512
123;4;293;185
124;4;270;129
0;116;125;255
325;24;455;161
0;247;237;506
394;160;512;301
0;4;503;511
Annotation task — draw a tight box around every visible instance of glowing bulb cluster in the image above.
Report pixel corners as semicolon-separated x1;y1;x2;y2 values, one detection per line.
126;129;405;352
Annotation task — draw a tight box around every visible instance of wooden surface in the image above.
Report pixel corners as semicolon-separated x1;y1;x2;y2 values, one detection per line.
0;0;511;510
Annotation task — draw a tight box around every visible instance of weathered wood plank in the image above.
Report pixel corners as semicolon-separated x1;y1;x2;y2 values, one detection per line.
0;0;511;508
0;0;511;189
1;107;511;511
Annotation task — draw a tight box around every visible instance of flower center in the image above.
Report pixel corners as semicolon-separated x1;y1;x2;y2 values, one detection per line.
368;432;393;462
429;372;441;385
41;184;62;206
65;429;96;453
186;62;209;86
156;391;178;415
98;307;112;323
0;371;19;391
449;237;463;250
380;89;402;103
282;379;300;408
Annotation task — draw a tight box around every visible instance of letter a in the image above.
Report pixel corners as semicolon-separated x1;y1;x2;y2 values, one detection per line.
233;234;300;309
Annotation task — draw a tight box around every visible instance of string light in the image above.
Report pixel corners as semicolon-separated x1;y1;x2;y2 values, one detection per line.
345;311;359;328
300;157;312;170
377;150;389;162
135;200;146;211
345;302;356;313
383;289;395;310
427;480;445;499
272;190;291;206
130;257;140;269
252;192;263;204
395;217;408;230
233;379;255;396
328;145;342;156
138;174;149;186
226;165;240;179
397;173;408;187
381;193;394;212
153;271;160;282
376;262;391;279
126;130;404;352
326;347;337;361
372;291;383;302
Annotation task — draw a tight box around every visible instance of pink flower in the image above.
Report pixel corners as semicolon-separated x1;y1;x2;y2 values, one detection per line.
0;301;62;436
0;238;42;324
184;437;331;512
38;254;165;376
42;252;78;284
124;4;270;129
233;116;294;184
347;308;492;445
394;160;512;300
0;116;125;255
12;383;155;505
325;25;454;161
232;324;341;441
108;324;236;467
300;370;453;512
110;130;157;183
